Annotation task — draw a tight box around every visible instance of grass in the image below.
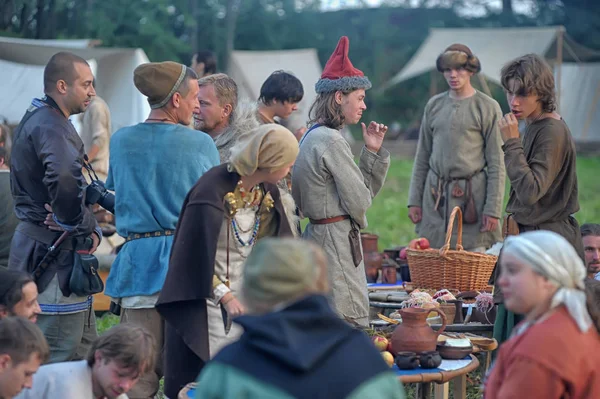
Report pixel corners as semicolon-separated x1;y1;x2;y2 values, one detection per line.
366;156;600;250
96;156;600;399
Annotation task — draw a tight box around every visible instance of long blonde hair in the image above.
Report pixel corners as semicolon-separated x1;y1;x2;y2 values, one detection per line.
308;90;351;130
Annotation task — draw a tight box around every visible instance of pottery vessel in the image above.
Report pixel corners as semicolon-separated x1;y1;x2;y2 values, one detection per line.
438;303;457;325
436;343;473;360
395;351;419;370
361;233;382;283
381;265;397;284
448;299;464;324
391;307;447;354
419;351;443;369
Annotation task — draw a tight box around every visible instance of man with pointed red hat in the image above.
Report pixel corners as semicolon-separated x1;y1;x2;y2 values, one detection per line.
292;36;390;327
407;44;505;253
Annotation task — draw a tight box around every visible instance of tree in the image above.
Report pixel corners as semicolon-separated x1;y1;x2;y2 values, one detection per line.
502;0;513;15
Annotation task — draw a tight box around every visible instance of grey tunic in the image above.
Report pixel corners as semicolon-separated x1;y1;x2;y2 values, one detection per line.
292;125;390;326
408;91;505;250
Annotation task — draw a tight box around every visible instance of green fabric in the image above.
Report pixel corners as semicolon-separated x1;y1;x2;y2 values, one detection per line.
195;363;294;399
492;303;524;361
195;363;406;399
0;172;19;268
347;371;406;399
243;238;321;309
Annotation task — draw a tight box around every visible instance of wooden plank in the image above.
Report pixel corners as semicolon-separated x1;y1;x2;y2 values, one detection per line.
452;375;467;399
434;382;449;399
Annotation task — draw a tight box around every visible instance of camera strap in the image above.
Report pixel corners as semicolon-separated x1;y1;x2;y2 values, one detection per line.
82;154;100;182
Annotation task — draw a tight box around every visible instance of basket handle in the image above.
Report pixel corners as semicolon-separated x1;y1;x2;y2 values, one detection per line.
440;206;464;256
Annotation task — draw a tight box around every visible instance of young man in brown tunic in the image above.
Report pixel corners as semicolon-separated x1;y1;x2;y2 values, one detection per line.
498;54;583;257
493;53;584;345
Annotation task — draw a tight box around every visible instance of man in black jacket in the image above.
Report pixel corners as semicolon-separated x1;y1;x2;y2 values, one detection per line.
9;51;101;363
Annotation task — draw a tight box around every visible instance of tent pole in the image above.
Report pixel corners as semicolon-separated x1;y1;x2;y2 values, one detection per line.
477;74;492;97
430;69;437;97
556;26;564;112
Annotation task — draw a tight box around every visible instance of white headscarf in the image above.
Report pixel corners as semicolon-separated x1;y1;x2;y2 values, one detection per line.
503;230;592;332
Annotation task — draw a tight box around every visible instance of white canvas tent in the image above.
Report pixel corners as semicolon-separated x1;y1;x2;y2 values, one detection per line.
381;26;600;142
0;37;150;133
559;63;600;142
228;48;322;133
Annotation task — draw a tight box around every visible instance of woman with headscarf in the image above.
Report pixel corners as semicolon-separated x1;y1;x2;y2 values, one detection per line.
156;124;297;399
484;231;600;399
292;36;390;327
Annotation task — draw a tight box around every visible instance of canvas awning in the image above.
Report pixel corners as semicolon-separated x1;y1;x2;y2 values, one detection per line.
381;26;600;90
0;37;150;132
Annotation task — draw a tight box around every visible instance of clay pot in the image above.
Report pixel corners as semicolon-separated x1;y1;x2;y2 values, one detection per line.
391;307;447;354
448;299;464;324
438;303;456;325
361;233;382;283
381;265;397;284
419;351;443;369
395;351;419;370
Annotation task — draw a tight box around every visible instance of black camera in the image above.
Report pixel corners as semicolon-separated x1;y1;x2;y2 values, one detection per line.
85;180;115;214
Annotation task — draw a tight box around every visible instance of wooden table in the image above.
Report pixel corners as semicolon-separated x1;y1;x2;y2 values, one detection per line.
396;354;480;399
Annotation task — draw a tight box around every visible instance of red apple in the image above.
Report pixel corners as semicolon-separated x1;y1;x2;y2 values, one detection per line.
372;336;389;352
399;247;408;260
386;340;394;353
417;238;430;250
408;239;420;250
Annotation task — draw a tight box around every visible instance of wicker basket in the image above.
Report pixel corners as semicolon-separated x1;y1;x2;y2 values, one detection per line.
407;207;497;291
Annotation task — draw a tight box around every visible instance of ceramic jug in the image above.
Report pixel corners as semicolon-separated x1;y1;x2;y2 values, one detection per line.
361;233;382;283
391;307;447;353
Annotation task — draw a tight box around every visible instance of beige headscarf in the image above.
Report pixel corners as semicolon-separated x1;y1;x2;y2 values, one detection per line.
228;124;299;177
241;238;327;313
503;231;592;332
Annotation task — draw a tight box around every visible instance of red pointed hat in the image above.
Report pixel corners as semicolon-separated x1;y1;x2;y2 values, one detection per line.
315;36;371;94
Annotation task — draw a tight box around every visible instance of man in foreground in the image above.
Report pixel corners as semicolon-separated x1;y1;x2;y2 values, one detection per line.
0;317;49;399
14;323;156;399
0;270;41;322
194;238;405;398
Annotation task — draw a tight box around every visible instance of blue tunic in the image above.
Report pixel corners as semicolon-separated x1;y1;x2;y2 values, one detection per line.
105;123;219;298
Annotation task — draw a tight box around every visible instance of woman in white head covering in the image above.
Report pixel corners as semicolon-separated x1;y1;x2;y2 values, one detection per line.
485;230;600;399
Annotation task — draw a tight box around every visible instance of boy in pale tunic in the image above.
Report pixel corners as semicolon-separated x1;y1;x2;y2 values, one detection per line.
408;44;505;252
293;36;390;327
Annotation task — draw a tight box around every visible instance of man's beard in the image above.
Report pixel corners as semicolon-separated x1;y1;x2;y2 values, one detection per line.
587;263;600;275
194;117;220;137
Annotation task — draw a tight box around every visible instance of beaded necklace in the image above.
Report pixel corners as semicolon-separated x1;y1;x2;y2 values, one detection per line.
231;212;261;247
229;180;263;247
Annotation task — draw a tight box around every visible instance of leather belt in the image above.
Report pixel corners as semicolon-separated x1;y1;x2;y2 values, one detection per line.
16;221;83;250
309;215;350;225
126;229;175;242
